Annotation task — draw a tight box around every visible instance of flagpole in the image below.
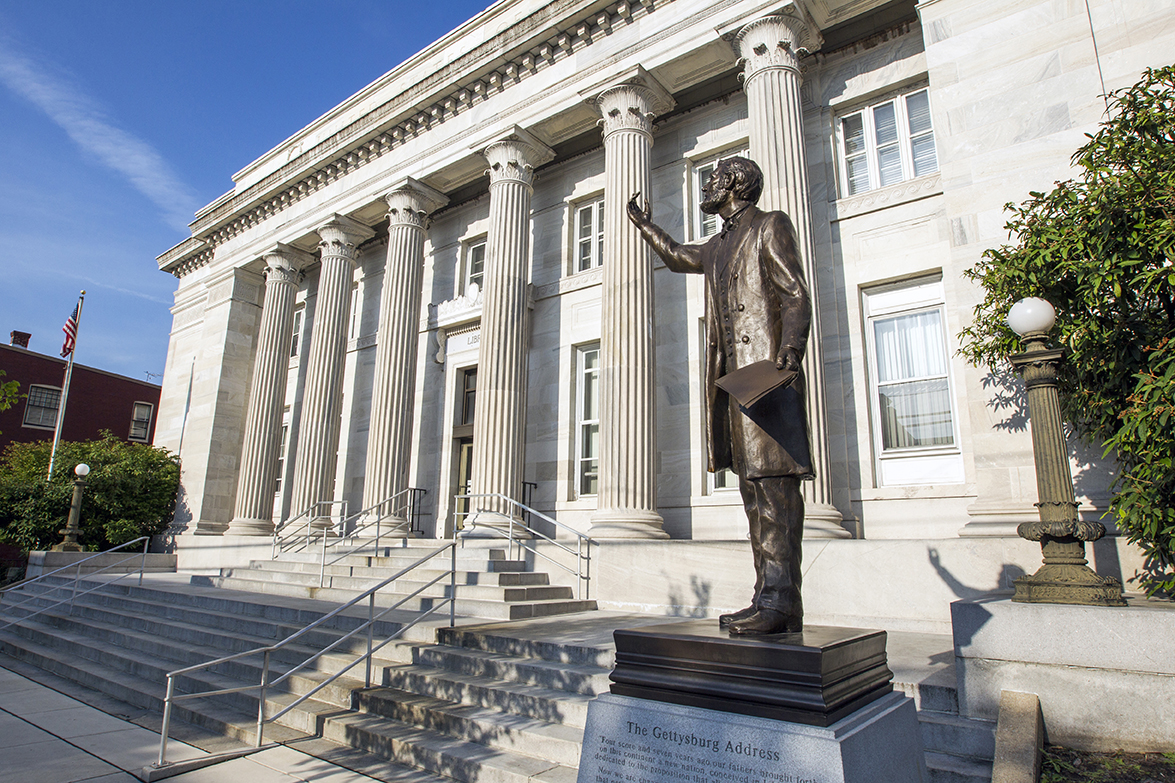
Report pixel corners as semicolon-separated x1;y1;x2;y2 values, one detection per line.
47;291;85;482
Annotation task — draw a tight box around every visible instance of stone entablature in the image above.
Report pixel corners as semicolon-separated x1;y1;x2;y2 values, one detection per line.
158;0;679;277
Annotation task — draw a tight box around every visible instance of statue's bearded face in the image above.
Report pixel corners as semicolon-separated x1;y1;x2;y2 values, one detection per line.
699;165;733;215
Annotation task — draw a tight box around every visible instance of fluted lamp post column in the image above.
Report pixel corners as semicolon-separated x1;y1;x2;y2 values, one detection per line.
52;463;89;552
1006;297;1125;605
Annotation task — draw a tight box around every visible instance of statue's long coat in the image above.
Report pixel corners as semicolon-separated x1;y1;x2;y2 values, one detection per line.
690;206;814;479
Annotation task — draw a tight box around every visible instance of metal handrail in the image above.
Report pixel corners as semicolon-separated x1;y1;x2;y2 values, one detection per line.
455;492;595;599
315;488;427;586
154;542;459;772
0;537;150;631
271;500;348;558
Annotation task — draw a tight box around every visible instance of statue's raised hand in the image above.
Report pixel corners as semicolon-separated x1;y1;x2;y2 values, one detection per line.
626;192;652;227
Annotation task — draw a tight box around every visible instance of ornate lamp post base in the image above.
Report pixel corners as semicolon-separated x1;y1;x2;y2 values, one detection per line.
1013;536;1126;605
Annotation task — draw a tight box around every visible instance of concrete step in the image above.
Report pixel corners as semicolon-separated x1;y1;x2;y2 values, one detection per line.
353;686;584;766
439;620;616;668
925;750;994;783
0;623;313;744
217;566;575;602
919;709;996;762
3;587;416;672
380;662;596;729
323;710;578;783
201;574;597;620
415;644;611;696
256;560;552;586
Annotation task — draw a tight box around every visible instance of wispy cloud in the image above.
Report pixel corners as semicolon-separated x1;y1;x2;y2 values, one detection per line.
0;38;200;232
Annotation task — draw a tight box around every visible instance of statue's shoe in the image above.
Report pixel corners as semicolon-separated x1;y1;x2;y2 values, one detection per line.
726;608;802;636
718;605;757;627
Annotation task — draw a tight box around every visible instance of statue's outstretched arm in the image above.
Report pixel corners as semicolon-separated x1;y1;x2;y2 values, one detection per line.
626;192;703;274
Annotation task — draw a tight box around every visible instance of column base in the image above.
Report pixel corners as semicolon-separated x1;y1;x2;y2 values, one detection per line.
49;542;83;553
193;519;230;536
460;510;532;540
803;502;852;539
589;509;669;539
225;517;276;537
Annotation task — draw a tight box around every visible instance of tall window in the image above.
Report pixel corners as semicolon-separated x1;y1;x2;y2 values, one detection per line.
575;344;600;497
575;198;604;272
349;285;361;339
693;147;749;240
290;307;304;359
464;240;486;296
460;368;477;425
23;385;60;429
275;423;289;494
129;402;154;442
864;278;956;455
839;87;937;196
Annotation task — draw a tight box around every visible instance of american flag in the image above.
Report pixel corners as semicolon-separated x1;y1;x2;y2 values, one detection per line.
61;303;79;358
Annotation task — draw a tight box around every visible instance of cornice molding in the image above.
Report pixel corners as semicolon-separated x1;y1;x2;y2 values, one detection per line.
177;0;674;267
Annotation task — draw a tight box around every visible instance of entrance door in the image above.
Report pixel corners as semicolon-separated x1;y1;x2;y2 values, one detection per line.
454;437;474;529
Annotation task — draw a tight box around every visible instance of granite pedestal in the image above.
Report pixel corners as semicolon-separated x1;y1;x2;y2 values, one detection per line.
579;620;927;783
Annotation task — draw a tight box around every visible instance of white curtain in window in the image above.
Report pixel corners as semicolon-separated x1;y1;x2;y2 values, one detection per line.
873;310;953;449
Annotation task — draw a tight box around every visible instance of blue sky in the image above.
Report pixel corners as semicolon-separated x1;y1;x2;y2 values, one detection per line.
0;0;494;381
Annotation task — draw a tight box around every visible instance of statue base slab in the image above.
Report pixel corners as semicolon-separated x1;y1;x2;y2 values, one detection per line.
609;619;892;727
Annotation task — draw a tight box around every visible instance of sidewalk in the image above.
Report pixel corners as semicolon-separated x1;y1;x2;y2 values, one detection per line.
0;664;387;783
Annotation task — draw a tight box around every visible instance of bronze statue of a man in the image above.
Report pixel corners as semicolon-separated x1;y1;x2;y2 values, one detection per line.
627;156;812;635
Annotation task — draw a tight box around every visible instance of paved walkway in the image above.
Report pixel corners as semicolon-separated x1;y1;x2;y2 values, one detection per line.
0;665;386;783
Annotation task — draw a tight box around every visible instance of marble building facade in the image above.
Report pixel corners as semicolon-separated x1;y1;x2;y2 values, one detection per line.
154;0;1174;627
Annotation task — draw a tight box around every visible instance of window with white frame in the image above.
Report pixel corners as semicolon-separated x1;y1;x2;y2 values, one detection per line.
863;278;963;485
129;402;154;442
275;422;289;494
463;239;486;296
23;385;60;429
290;307;304;359
575;344;600;497
574;198;604;272
838;87;937;197
693;146;749;240
349;284;361;340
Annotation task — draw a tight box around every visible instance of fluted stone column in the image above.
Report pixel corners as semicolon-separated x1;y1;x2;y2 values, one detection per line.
290;214;375;522
467;127;553;534
735;11;848;538
585;68;672;539
363;179;448;518
227;245;311;535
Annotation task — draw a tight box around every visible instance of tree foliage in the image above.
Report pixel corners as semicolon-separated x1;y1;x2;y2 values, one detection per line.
0;433;181;553
0;371;20;435
959;66;1175;595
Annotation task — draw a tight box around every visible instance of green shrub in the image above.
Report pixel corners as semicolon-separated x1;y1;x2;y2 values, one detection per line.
0;433;181;552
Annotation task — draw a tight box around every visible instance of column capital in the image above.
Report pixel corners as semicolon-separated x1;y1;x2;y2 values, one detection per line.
476;126;555;188
582;65;675;140
261;243;314;285
382;177;449;229
728;6;822;81
315;213;376;264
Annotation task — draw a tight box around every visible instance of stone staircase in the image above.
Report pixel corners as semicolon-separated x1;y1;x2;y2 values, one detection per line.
206;540;597;621
0;574;994;783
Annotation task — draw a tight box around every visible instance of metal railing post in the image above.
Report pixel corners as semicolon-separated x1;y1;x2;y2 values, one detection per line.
156;675;176;768
71;562;81;615
139;537;149;586
256;650;270;748
450;542;456;627
366;592;375;688
577;538;583;600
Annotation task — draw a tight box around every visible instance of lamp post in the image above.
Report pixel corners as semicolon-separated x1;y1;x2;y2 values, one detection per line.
51;463;90;553
1006;298;1125;605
